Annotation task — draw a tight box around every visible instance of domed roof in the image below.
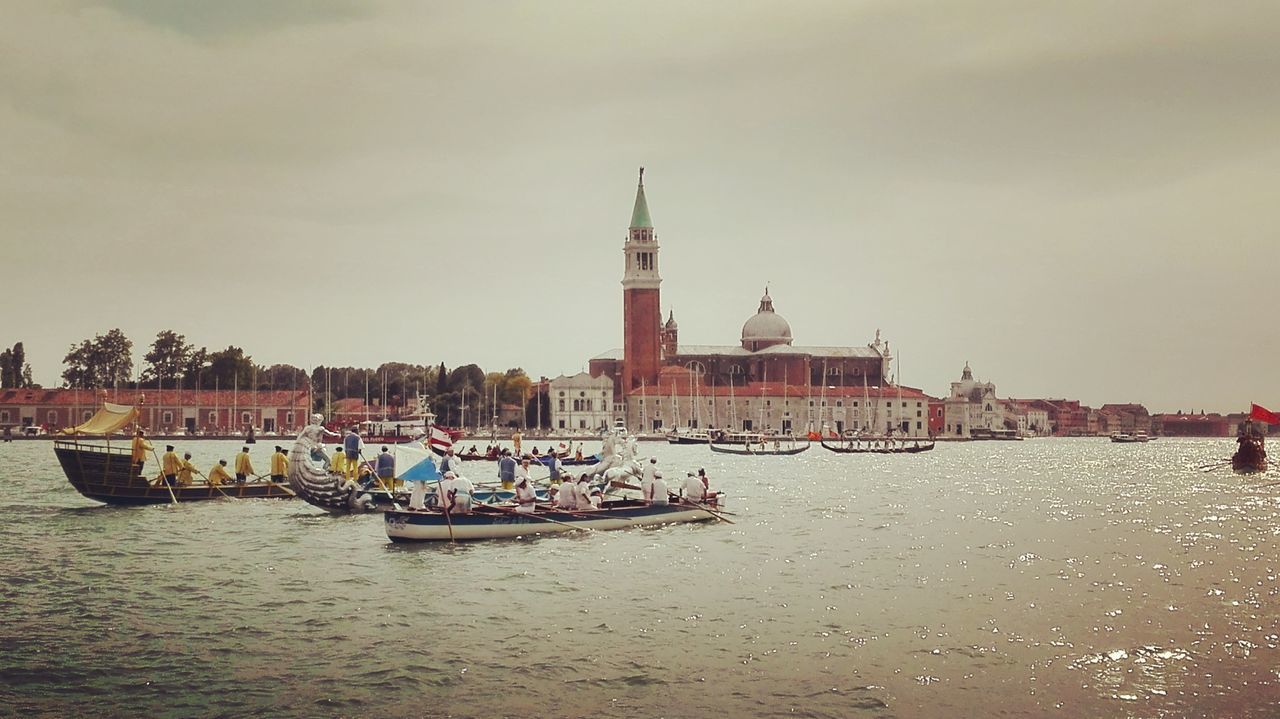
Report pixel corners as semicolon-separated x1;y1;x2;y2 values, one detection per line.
741;289;793;350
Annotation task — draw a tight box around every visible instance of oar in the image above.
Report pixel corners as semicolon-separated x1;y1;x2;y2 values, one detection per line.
148;447;179;504
193;468;236;500
433;474;455;543
485;503;591;533
1197;459;1232;470
1199;461;1233;472
252;473;297;497
360;450;403;511
689;500;735;524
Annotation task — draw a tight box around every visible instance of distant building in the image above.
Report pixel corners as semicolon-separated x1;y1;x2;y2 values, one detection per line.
1153;411;1231;437
0;388;310;435
586;169;930;435
1096;403;1152;435
548;372;614;432
942;363;1010;437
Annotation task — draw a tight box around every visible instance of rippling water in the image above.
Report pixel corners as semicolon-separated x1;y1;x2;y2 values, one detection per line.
3;437;1280;717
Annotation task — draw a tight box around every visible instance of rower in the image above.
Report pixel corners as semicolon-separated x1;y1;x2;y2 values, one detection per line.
556;473;579;510
646;470;669;505
376;446;395;486
588;488;603;508
343;426;363;481
235;447;255;483
574;473;594;510
441;470;474;514
439;446;462;476
513;474;536;514
131;428;153;474
497;449;516;489
682;471;706;503
177;452;197;486
270;445;288;482
161;445;181;486
641;458;658;499
208;459;233;486
515;456;534;488
512;429;523;456
331;446;346;476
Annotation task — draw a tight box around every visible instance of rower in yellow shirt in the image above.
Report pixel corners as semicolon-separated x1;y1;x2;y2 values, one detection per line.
177;452;197;486
160;445;181;486
234;447;255;482
131;428;153;473
208;459;233;486
331;446;346;476
269;446;288;482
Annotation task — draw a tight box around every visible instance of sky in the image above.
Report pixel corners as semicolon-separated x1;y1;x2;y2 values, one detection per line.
3;0;1278;412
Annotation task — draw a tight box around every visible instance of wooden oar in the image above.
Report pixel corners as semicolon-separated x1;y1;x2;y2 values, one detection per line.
1197;459;1232;470
689;500;734;524
194;468;236;500
252;473;297;497
148;447;179;504
486;503;591;532
359;451;403;511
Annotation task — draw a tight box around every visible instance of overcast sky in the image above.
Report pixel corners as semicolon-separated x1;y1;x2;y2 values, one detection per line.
4;0;1278;411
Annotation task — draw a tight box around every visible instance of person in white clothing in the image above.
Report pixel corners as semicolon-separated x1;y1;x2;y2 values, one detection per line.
640;458;657;499
588;488;603;508
575;473;594;510
556;474;578;510
515;457;533;487
441;470;474;514
682;471;707;503
651;471;668;505
513;475;537;514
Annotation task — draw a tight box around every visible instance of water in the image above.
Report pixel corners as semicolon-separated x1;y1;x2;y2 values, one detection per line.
3;437;1279;718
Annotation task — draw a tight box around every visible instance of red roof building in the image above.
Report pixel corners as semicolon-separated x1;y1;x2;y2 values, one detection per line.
0;388;310;435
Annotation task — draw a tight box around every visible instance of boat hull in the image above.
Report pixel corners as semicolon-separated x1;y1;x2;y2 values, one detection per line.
384;499;718;541
54;441;294;505
819;440;936;454
709;442;810;456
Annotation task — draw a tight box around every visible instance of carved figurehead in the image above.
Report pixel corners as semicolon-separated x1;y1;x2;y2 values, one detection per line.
289;417;376;512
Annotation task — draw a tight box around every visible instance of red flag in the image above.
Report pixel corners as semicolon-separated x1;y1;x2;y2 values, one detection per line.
427;425;454;451
1251;404;1280;424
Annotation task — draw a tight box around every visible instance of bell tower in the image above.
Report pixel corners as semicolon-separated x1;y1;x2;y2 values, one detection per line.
622;167;662;394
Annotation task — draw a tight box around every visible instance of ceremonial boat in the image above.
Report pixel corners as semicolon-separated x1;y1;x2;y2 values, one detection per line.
384;498;722;542
1232;429;1267;473
819;437;935;454
53;403;294;505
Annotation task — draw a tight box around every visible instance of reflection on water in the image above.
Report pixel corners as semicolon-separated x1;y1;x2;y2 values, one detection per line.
3;438;1280;717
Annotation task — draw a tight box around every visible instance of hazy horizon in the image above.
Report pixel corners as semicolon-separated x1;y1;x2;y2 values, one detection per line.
4;1;1278;413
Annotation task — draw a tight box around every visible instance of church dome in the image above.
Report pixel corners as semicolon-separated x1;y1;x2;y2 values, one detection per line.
740;289;793;351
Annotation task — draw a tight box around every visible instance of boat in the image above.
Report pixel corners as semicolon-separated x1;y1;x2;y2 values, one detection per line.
1232;424;1267;473
53;403;294;505
384;497;722;542
1110;432;1150;443
819;436;936;454
709;435;810;456
970;427;1024;441
666;428;711;444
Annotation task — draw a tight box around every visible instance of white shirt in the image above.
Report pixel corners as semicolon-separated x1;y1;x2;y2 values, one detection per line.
682;475;706;502
443;475;475;513
575;480;594;510
642;462;657;484
650;476;669;505
515;464;532;485
556;481;577;510
439;453;464;476
588;492;602;509
514;481;537;513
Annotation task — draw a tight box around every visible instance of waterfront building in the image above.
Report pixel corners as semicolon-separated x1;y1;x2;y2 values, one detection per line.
586;169;932;437
942;363;1010;437
1096;403;1153;435
0;388;310;435
547;372;614;432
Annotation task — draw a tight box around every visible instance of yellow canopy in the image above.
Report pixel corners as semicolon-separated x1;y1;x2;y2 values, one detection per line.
60;402;139;436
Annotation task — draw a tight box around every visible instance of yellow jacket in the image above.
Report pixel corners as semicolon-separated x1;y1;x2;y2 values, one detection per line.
235;452;254;476
208;464;233;485
161;451;181;475
331;448;346;473
131;436;153;464
270;452;288;476
177;459;196;486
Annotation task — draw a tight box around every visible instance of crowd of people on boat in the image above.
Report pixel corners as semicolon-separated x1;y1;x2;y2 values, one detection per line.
130;427;294;487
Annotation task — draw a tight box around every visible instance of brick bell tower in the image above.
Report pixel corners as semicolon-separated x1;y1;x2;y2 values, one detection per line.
622;167;662;394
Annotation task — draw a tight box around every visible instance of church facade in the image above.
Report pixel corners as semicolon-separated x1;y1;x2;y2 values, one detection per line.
586;170;933;437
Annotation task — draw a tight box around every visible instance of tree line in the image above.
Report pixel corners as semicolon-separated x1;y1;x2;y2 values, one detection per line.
23;328;543;428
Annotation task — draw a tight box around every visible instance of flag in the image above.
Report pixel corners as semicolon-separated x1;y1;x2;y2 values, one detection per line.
427;425;454;452
1251;404;1280;425
394;443;441;482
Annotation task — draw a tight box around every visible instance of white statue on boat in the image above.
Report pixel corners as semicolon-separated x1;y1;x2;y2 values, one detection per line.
289;414;377;512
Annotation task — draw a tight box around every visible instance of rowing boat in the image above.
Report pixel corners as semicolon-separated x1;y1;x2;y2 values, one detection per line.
819;439;936;454
384;497;721;541
709;441;810;456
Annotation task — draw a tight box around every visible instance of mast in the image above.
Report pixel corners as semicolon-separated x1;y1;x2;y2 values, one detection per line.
819;358;828;437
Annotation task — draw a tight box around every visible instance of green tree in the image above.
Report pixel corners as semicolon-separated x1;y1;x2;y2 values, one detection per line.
141;330;194;386
206;346;256;390
62;330;133;388
0;342;33;389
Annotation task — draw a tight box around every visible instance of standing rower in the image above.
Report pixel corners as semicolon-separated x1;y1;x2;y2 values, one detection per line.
270;446;288;482
161;445;181;486
234;447;255;482
343;427;363;481
497;449;516;489
177;452;197;486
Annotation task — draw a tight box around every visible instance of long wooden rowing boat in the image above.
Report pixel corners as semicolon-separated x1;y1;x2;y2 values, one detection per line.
384;497;721;542
54;440;294;505
819;439;936;454
709;441;810;456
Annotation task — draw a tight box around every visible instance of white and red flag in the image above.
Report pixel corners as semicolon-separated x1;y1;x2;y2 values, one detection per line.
427;426;454;452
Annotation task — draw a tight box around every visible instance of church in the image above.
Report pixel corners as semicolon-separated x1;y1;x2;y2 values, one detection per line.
563;169;932;437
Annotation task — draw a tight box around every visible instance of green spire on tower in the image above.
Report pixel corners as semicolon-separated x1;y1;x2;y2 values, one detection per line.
629;166;652;229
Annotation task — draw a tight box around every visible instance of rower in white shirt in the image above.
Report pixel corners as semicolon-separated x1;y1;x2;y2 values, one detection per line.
640;457;658;499
682;471;706;503
441;470;474;514
513;474;537;514
556;473;579;510
575;474;594;510
645;470;669;505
